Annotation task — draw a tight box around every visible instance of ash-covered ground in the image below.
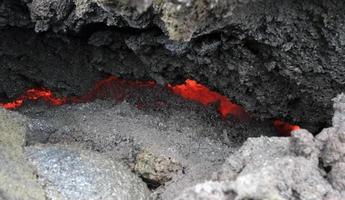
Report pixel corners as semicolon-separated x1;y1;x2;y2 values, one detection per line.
16;85;276;199
1;0;345;199
1;0;345;130
0;83;344;200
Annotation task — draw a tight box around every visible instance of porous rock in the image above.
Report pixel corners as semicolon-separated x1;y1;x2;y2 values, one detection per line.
176;94;345;200
174;181;236;200
134;149;183;187
25;144;151;200
0;108;46;200
316;93;345;194
1;0;345;129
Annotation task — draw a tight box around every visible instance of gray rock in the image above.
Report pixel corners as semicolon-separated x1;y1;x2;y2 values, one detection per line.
217;137;291;181
317;94;345;166
179;94;345;200
328;162;345;192
290;129;319;162
1;0;345;129
0;108;46;200
134;149;183;187
0;108;28;148
217;136;335;200
174;181;236;200
25;144;151;200
315;94;345;196
21;98;250;200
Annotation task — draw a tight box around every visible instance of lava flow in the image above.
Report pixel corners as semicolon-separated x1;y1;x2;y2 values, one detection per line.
168;80;249;121
0;76;300;136
0;76;155;109
0;88;67;109
273;119;301;136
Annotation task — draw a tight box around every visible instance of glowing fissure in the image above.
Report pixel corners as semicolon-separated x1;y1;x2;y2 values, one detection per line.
168;79;300;136
273;119;301;136
0;76;300;136
0;88;67;109
0;76;155;109
168;80;249;121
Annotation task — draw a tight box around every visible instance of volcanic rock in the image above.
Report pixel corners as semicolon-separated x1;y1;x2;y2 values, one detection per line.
174;181;236;200
134;149;183;188
1;0;345;129
0;108;46;200
315;93;345;193
175;93;345;200
25;144;151;200
177;135;342;200
17;86;274;199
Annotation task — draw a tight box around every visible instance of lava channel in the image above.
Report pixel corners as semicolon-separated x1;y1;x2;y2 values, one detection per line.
0;76;300;136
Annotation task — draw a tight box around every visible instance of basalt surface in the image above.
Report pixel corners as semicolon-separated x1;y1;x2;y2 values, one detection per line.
0;82;277;199
1;0;345;130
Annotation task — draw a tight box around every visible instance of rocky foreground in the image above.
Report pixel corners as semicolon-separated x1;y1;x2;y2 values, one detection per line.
1;92;344;199
1;0;345;130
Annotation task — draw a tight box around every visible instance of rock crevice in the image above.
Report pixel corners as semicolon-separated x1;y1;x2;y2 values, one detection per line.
1;0;345;129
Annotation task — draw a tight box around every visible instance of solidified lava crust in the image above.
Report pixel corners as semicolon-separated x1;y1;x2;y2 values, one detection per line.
1;0;345;131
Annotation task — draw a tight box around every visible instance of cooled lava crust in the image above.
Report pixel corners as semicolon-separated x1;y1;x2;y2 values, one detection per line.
1;0;345;131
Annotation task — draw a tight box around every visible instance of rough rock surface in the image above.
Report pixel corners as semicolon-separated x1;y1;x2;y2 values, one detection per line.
25;144;151;200
174;181;236;200
134;149;183;188
0;108;46;200
1;0;345;129
176;135;343;200
1;84;345;200
175;93;345;200
316;93;345;193
17;84;277;199
0;107;152;200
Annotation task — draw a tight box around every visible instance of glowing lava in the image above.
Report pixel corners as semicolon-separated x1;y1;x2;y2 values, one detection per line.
70;76;155;104
0;76;299;136
0;76;155;109
0;88;67;109
273;119;301;136
168;80;249;120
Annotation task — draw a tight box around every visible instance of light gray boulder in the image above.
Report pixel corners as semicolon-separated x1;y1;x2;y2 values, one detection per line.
175;94;345;200
25;144;151;200
0;108;46;200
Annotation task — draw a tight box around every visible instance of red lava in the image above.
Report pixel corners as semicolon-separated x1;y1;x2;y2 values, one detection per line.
0;76;300;136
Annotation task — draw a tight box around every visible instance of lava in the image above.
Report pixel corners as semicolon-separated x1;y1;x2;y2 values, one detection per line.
0;76;299;135
70;76;155;104
273;119;301;136
168;80;249;120
0;88;67;109
0;76;155;109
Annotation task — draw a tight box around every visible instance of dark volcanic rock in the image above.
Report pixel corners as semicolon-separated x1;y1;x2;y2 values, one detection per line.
1;0;345;129
175;93;345;200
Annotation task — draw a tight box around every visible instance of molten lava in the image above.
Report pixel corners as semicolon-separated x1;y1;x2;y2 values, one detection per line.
273;119;301;136
0;76;155;109
0;88;67;109
70;76;155;104
168;80;249;120
0;76;299;135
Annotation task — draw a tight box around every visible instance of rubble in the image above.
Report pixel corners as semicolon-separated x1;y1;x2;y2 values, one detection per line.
175;93;345;200
134;149;183;188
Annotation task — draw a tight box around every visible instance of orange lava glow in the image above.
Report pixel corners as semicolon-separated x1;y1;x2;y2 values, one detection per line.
168;80;249;120
0;76;155;109
0;88;67;109
273;119;301;136
0;76;299;136
71;76;155;104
